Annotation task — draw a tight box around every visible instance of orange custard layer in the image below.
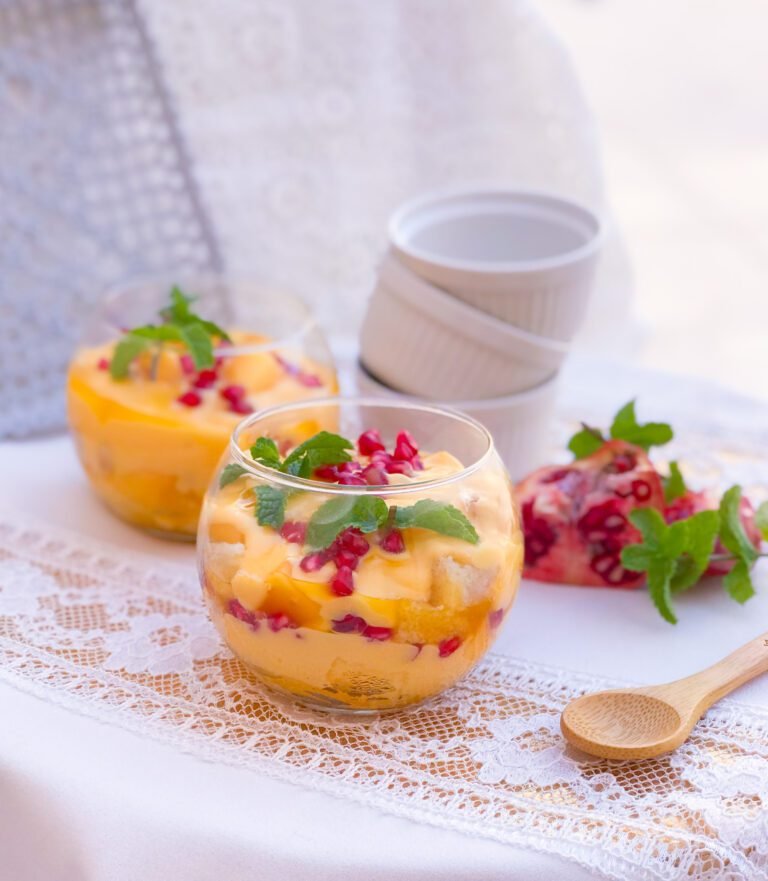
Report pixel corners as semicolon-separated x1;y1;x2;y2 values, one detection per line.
67;332;337;538
200;451;522;710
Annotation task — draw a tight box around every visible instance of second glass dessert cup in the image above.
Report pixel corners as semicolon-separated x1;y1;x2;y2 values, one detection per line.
67;276;336;541
198;397;523;713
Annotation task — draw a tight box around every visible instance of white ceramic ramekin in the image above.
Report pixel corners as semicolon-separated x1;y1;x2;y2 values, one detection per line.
355;359;559;479
389;188;603;341
359;251;568;400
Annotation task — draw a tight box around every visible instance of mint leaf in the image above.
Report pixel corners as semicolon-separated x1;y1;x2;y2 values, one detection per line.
756;501;768;541
219;463;248;488
568;424;605;459
306;496;388;549
164;287;231;342
620;544;656;571
394;500;479;544
647;557;677;624
609;399;673;450
723;560;756;604
669;510;718;593
664;461;687;504
110;333;153;379
719;485;758;567
628;507;668;550
250;437;282;469
177;322;214;370
253;485;288;529
282;431;354;478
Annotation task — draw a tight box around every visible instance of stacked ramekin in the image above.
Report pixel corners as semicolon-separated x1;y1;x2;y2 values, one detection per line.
358;188;603;478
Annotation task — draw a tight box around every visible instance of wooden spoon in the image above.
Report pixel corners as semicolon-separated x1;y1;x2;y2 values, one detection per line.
561;630;768;760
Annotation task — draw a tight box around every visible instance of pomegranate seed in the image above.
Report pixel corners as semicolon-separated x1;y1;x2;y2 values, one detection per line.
337;473;367;486
230;399;254;415
438;636;462;658
228;599;260;629
380;529;405;554
632;479;652;502
411;455;424;471
280;521;307;544
521;500;557;565
97;357;110;370
273;353;322;387
330;566;355;596
331;614;366;634
299;551;329;573
314;465;340;481
177;390;202;407
590;552;636;586
180;354;195;375
605;452;637;474
337;528;370;557
358;429;386;456
268;612;297;632
393;430;419;461
489;609;504;629
541;467;573;484
337;461;363;474
297;372;322;388
334;548;359;570
193;368;218;389
220;384;246;404
362;464;388;485
362;625;392;641
386;458;414;476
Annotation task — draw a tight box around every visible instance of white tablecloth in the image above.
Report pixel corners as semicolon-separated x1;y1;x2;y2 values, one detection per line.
1;358;767;881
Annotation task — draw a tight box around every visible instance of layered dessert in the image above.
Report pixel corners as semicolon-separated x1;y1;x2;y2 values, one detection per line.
67;286;336;538
199;423;522;711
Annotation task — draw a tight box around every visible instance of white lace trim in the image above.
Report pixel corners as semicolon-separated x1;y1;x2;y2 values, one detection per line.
0;515;766;880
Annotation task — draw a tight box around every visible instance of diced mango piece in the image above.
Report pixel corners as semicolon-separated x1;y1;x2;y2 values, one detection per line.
261;572;325;627
397;600;487;645
231;568;270;609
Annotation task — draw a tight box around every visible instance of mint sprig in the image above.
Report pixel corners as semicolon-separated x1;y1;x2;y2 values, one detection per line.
568;400;673;459
719;486;759;604
663;460;687;503
219;463;248;488
755;502;768;541
394;499;479;544
254;485;289;529
247;432;353;478
622;508;719;624
109;286;230;380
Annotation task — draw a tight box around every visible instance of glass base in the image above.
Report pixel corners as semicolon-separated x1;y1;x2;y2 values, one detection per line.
256;677;426;717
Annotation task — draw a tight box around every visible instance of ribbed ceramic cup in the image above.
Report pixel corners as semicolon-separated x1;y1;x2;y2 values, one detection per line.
359;251;567;401
389;188;603;341
355;359;558;480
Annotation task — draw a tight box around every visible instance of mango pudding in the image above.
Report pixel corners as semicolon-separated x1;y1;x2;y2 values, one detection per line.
67;284;336;539
198;400;523;711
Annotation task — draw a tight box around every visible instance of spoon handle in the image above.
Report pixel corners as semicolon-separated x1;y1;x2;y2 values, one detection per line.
662;630;768;714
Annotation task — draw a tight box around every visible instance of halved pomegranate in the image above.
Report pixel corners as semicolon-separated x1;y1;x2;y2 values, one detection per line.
516;440;665;588
665;489;761;575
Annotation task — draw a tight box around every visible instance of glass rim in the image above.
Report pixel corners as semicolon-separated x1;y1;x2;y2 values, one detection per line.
98;273;319;356
229;396;497;495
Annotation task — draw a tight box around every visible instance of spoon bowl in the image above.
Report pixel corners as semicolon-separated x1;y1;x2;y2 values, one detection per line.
561;630;768;761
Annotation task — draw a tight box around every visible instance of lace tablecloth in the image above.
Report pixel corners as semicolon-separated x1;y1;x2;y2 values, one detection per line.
1;358;767;881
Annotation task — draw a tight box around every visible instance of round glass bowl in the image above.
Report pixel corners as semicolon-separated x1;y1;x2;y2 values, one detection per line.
198;398;523;712
67;277;336;540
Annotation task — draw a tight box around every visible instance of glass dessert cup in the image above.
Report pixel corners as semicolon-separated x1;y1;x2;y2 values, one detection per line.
198;397;523;713
67;276;336;541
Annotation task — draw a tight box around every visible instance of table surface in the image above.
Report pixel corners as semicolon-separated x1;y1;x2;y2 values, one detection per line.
2;361;767;881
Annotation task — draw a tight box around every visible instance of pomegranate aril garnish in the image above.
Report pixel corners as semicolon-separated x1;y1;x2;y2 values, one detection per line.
337;528;370;557
358;429;385;456
228;599;260;629
489;609;504;629
330;566;355;596
230;399;254;415
337;473;367;486
299;551;329;573
280;521;307;544
334;548;360;571
589;552;636;586
97;357;110;370
331;614;366;634
362;625;393;641
193;368;218;389
438;636;462;658
393;430;419;462
380;528;405;554
314;465;340;481
177;390;203;407
362;464;388;485
180;354;195;375
220;384;246;404
267;612;297;632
